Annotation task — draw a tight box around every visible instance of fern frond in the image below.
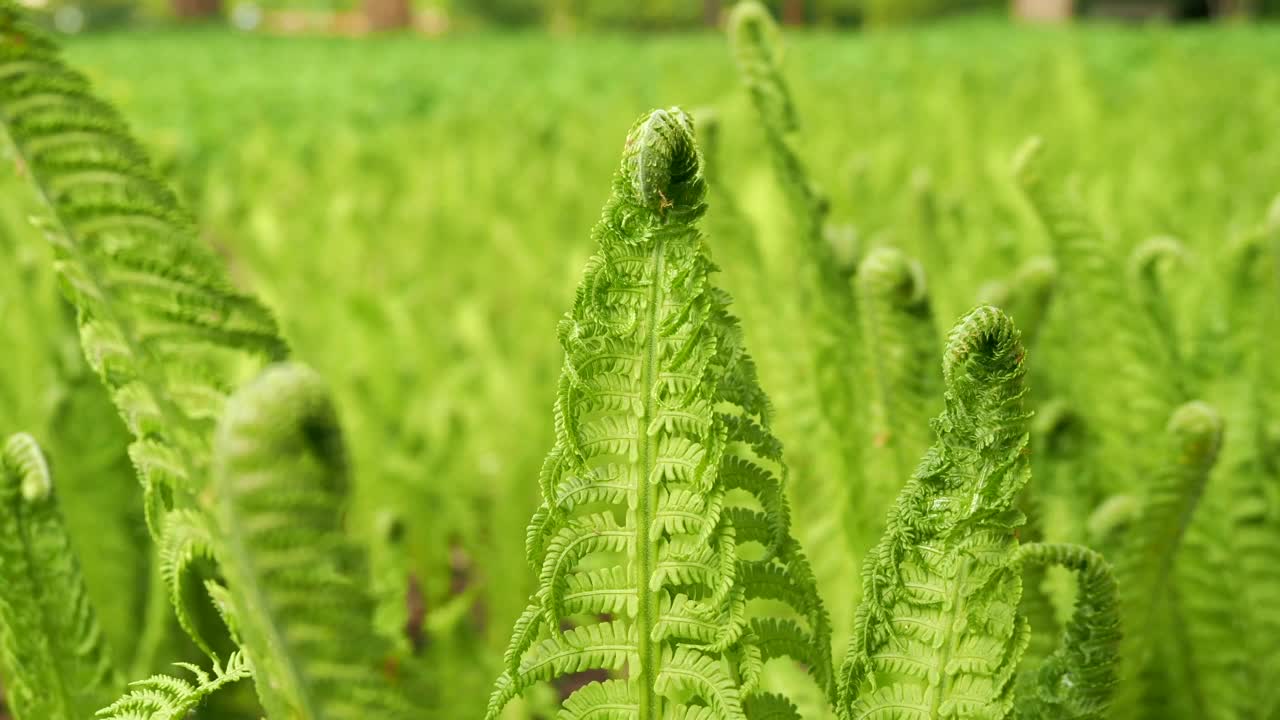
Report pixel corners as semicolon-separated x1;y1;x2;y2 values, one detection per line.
728;0;861;443
492;108;831;720
1104;400;1223;720
1014;543;1120;720
838;306;1031;720
1012;139;1180;495
854;246;941;526
0;2;287;528
95;651;251;720
0;432;121;720
212;363;411;720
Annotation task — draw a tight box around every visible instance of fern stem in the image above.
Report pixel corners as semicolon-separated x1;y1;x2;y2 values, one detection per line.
636;235;666;720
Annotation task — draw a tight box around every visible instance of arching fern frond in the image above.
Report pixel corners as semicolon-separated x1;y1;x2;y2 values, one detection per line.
728;0;861;445
0;1;288;532
838;306;1031;720
95;651;251;720
1103;400;1222;720
1012;139;1180;496
212;363;412;720
1014;543;1120;720
854;246;941;523
491;107;831;720
0;432;121;720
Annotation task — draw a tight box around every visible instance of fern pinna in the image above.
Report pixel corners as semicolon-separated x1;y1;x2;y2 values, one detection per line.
489;107;831;720
836;306;1120;720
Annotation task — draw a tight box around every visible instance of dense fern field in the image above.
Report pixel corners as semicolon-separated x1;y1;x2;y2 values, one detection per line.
1;5;1279;718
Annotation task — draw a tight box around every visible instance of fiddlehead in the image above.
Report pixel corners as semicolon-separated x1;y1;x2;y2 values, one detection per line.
492;108;831;720
96;651;251;720
0;432;121;720
1014;543;1121;720
838;306;1031;720
212;363;412;720
853;246;941;531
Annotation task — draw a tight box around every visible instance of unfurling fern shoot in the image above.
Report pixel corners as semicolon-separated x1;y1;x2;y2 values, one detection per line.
490;108;831;720
839;306;1032;719
213;363;412;720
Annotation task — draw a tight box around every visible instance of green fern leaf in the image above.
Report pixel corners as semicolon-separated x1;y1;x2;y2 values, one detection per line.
95;651;251;720
727;0;860;442
1102;401;1222;720
838;306;1031;720
854;246;942;528
0;432;121;720
211;363;411;720
1013;543;1120;720
0;1;287;531
491;107;831;720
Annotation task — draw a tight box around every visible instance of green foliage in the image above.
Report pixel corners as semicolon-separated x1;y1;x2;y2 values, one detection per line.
837;306;1033;720
490;107;831;719
853;246;940;519
1014;543;1121;720
0;8;1278;720
1104;401;1223;719
0;433;122;720
213;363;413;719
96;652;252;720
0;1;287;536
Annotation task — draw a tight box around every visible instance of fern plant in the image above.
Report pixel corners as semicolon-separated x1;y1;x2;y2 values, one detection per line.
836;306;1120;720
489;107;831;720
0;432;121;720
212;363;412;719
853;246;941;527
1;8;415;718
728;0;862;440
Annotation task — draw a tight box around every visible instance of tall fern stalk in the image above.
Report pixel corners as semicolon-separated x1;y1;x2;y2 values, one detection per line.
490;107;831;719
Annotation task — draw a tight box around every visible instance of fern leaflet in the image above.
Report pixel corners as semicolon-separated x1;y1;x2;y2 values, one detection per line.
96;651;251;720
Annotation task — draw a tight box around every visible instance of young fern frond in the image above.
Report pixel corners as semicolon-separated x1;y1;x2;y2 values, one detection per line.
212;363;412;720
1102;401;1223;720
0;432;121;720
0;3;288;534
853;246;941;531
1013;543;1120;720
728;0;861;441
491;107;831;720
96;651;251;720
1172;227;1280;720
838;306;1031;720
1012;139;1180;495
